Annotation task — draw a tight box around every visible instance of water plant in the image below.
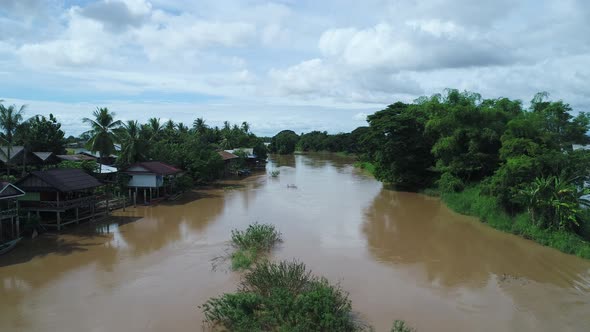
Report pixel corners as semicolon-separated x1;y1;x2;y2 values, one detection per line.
229;223;282;270
202;260;363;331
270;169;280;177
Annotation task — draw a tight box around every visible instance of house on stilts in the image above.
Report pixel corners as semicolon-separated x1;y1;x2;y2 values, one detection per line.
15;168;106;230
122;161;181;204
0;182;25;245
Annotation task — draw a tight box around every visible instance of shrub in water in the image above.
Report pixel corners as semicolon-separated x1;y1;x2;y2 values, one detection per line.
202;260;361;331
229;223;282;270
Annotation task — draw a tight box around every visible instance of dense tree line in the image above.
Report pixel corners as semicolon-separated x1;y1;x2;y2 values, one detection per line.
362;89;590;237
269;127;369;155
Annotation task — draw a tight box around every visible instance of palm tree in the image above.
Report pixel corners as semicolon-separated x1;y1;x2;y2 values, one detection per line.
119;120;146;166
193;118;207;135
0;102;26;176
147;117;162;141
82;107;122;166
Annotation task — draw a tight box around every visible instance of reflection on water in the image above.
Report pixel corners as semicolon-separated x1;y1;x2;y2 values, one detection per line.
1;153;589;332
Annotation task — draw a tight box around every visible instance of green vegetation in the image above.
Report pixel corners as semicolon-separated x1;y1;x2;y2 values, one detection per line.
270;169;280;177
391;320;416;332
202;260;363;331
354;161;376;176
439;185;590;258
269;130;299;154
360;89;590;257
229;223;282;270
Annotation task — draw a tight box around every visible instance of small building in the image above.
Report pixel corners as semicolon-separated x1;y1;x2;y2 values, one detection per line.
32;152;59;166
224;148;265;169
122;161;181;204
16;169;105;230
0;182;25;244
218;150;239;176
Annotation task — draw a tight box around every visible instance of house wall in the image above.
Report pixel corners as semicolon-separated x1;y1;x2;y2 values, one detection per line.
129;174;157;188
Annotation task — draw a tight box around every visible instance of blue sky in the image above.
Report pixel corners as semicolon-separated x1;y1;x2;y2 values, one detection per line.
1;0;589;136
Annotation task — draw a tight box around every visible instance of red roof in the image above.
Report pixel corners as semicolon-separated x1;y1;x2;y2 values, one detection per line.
124;161;181;175
218;150;239;161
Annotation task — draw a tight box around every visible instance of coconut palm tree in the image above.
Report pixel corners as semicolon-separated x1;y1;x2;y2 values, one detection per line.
82;107;122;166
147;117;162;141
0;102;26;176
119;120;146;166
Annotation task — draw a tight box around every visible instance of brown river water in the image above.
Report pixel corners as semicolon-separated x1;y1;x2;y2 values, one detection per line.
1;154;590;331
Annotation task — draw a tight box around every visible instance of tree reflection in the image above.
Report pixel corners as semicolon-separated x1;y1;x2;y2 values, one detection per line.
363;188;590;290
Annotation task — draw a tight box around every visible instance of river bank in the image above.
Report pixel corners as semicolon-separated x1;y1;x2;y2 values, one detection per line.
353;161;590;259
1;154;589;331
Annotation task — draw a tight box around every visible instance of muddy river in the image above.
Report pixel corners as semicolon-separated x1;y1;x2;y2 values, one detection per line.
1;154;589;331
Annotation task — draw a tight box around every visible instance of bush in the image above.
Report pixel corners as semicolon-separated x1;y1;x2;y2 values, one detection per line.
436;172;464;193
202;260;361;331
231;223;282;252
391;320;416;332
228;223;282;270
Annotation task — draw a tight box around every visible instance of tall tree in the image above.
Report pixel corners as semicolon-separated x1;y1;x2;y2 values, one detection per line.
118;120;146;166
0;102;26;176
82;107;122;165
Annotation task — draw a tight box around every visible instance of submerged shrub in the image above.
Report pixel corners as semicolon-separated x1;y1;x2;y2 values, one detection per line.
228;223;282;270
231;223;282;252
391;320;416;332
202;260;361;331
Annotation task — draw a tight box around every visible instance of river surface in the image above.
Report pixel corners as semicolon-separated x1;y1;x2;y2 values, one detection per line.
1;154;590;331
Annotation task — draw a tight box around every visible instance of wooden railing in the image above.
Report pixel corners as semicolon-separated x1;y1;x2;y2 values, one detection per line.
24;196;98;210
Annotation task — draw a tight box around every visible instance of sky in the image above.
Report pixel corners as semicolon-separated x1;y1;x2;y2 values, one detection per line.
0;0;589;137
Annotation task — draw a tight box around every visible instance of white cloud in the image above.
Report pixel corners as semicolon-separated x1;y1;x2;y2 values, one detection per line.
1;0;590;136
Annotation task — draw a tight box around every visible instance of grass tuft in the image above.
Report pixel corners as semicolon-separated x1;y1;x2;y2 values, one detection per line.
228;223;282;270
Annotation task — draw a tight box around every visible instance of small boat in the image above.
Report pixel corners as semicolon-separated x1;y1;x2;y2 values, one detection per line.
287;184;298;189
0;237;22;255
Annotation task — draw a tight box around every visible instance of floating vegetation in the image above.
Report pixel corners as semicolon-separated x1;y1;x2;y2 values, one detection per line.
270;170;280;177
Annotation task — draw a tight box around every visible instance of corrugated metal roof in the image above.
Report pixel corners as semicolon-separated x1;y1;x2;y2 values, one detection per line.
33;152;54;161
16;169;103;192
0;182;25;199
124;161;181;175
218;150;239;161
0;146;24;163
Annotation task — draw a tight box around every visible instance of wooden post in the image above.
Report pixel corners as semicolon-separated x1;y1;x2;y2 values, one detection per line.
16;200;20;237
157;187;160;198
143;189;147;205
57;211;61;231
76;207;79;224
134;188;138;207
10;217;14;238
149;188;153;202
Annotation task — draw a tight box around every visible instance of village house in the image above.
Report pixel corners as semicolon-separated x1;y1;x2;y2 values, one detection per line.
122;161;181;204
218;150;239;176
0;182;25;247
16;168;106;230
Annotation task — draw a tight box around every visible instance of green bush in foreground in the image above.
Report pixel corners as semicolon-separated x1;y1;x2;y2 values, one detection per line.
229;223;282;270
202;260;362;331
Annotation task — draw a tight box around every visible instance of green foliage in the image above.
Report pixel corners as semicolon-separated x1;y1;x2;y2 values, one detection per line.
354;161;375;176
270;130;299;154
518;176;590;231
82;107;122;161
231;249;257;270
362;90;590;249
172;174;193;192
270;170;280;177
15;114;66;154
364;101;435;188
231;223;282;253
391;320;416;332
202;260;361;332
57;160;98;173
436;172;464;193
440;184;590;259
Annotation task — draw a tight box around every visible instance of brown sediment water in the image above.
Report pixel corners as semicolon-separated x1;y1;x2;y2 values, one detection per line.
1;153;589;331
